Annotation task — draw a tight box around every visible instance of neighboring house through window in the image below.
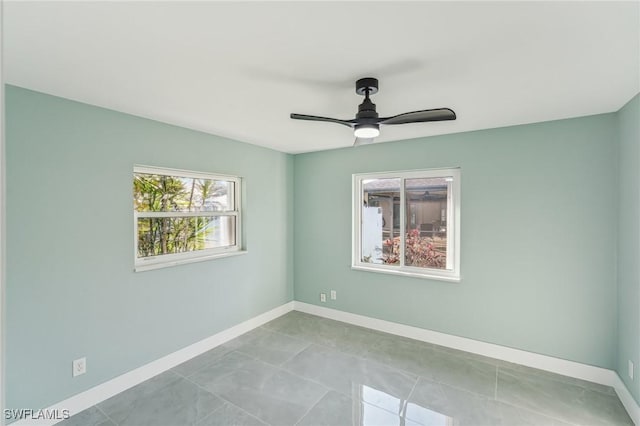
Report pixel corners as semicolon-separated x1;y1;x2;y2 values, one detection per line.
353;168;460;281
133;165;243;271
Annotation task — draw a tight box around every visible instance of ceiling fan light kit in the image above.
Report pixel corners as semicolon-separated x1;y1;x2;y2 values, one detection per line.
290;77;456;146
354;124;380;138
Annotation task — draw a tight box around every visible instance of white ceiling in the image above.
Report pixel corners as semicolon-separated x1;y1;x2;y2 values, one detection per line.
4;1;639;154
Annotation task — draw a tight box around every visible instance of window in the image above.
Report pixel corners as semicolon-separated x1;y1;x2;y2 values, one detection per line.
133;165;243;271
352;168;460;281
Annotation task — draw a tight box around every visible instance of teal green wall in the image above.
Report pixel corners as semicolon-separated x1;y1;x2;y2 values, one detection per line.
5;86;294;411
616;93;640;403
6;84;637;411
294;114;618;369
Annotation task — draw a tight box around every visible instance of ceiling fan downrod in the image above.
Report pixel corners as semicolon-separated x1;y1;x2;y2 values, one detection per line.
354;78;380;137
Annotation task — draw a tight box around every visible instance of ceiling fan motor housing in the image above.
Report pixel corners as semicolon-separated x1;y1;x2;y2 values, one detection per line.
355;77;379;123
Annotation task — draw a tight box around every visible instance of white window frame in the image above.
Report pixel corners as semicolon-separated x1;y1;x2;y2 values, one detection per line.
133;165;244;272
352;168;461;282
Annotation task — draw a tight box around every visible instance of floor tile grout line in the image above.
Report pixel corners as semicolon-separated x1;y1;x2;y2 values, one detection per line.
273;311;622;402
283;311;618;395
258;324;315;346
171;348;235;379
192;399;226;426
247;325;349;366
492;373;627;426
206;316;586;421
493;396;584;426
171;368;189;379
263;315;408;362
279;311;504;365
182;351;254;384
403;375;421;417
234;347;336;398
292;389;330;426
206;398;272;426
94;404;119;426
195;366;328;426
286;371;353;402
422;372;500;401
181;373;274;426
94;371;183;419
232;339;312;369
498;363;619;398
197;344;625;426
277;341;314;367
182;368;241;398
269;314;621;408
154;374;247;425
175;327;503;405
266;329;499;402
265;316;501;378
318;342;496;401
216;396;273;426
360;399;424;424
182;346;336;424
496;368;631;423
277;348;419;404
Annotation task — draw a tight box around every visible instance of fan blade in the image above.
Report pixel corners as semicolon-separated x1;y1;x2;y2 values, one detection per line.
379;108;456;125
353;137;374;147
290;113;354;128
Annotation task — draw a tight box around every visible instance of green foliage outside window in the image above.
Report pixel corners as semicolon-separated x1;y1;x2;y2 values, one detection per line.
134;173;231;258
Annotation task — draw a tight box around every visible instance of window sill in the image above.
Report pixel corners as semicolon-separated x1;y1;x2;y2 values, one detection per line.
351;264;460;282
135;250;248;272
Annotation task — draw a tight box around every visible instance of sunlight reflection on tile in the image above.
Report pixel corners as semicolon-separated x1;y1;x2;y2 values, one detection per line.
359;384;404;414
405;402;454;426
352;384;454;426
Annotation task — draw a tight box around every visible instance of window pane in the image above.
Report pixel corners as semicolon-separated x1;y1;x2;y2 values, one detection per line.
362;178;401;264
193;179;234;211
405;178;449;269
134;173;233;212
137;216;236;258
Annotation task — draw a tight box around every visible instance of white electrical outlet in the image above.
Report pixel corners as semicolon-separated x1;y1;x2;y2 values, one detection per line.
330;290;337;300
72;357;86;377
629;360;634;380
320;293;327;303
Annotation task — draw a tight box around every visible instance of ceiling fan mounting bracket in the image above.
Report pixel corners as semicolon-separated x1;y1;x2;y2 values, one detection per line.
355;77;378;96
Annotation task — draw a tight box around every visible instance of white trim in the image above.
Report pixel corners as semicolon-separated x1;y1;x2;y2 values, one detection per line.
136;211;238;218
352;168;461;281
351;265;461;282
13;302;295;426
400;176;406;266
133;165;243;271
293;302;639;425
134;250;248;272
133;164;240;184
613;373;640;426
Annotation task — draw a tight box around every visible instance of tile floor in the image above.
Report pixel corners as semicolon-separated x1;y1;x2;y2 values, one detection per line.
61;311;633;426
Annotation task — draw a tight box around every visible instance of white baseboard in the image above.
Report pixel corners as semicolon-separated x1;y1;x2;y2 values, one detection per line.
613;373;640;426
14;301;295;426
294;302;640;425
15;300;639;426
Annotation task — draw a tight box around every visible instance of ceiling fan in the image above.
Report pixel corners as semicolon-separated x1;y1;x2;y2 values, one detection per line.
290;77;456;146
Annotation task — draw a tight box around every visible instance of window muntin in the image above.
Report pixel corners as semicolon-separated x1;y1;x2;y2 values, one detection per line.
353;168;460;281
133;166;242;271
